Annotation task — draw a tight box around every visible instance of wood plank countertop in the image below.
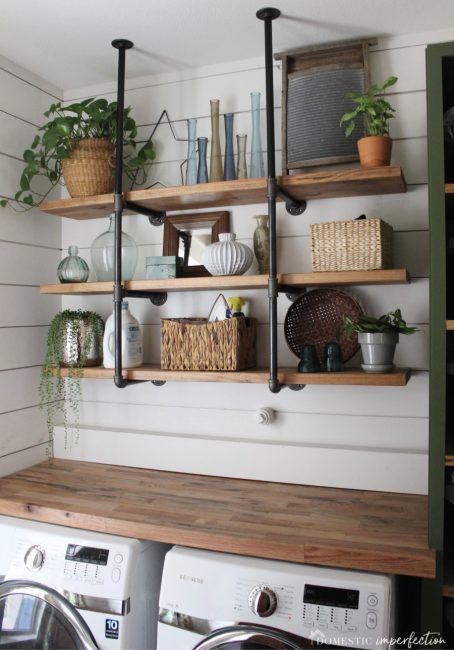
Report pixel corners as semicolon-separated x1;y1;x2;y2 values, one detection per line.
0;459;435;578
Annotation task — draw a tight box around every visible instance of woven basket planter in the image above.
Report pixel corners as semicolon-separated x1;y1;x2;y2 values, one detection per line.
310;218;393;272
161;317;256;371
62;138;115;198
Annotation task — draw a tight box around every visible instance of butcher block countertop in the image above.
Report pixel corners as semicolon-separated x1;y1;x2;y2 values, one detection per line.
0;459;435;578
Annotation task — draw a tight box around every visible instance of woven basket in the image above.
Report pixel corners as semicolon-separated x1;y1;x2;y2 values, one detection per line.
62;138;115;198
284;288;361;363
310;218;393;272
161;317;256;371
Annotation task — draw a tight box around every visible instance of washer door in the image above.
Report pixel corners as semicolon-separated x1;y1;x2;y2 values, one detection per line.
192;624;311;650
0;580;98;649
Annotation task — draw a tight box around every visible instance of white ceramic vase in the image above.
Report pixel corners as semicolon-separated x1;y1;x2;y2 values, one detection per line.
202;232;253;276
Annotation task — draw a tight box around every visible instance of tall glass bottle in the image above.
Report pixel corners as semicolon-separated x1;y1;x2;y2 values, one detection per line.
236;133;247;179
185;118;198;185
250;91;265;178
209;99;223;182
90;214;138;281
197;137;208;184
223;113;235;180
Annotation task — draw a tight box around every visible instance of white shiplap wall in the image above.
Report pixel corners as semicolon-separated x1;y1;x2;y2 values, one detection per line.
2;27;447;492
0;56;63;475
52;32;438;494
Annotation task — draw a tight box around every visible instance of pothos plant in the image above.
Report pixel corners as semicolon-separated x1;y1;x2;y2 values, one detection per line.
39;309;104;456
3;97;156;210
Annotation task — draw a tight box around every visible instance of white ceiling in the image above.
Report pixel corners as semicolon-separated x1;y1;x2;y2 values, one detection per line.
2;0;454;91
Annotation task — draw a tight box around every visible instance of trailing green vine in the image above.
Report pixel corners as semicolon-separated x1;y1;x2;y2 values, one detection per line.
39;309;104;457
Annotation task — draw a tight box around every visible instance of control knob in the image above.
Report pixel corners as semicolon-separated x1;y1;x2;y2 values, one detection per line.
24;545;46;571
248;585;278;617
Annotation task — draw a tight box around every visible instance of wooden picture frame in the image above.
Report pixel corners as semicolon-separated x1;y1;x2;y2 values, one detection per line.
162;211;230;277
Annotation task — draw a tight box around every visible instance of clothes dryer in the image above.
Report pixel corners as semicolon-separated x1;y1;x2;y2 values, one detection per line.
0;516;170;649
157;546;395;650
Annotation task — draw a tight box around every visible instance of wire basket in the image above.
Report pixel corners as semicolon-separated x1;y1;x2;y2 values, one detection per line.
161;317;256;371
284;288;361;363
310;218;393;272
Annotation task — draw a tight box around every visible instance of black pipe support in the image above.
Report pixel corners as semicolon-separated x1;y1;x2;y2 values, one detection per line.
124;200;166;226
112;39;133;389
124;289;168;306
257;8;281;394
276;188;307;215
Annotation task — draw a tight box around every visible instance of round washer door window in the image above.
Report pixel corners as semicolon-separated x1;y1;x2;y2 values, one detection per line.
192;625;311;650
0;580;98;649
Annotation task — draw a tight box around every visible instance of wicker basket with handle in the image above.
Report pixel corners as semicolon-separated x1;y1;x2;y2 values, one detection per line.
62;138;115;198
310;217;393;272
161;317;256;371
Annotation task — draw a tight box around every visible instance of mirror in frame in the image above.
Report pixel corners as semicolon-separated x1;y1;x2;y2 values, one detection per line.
162;211;230;277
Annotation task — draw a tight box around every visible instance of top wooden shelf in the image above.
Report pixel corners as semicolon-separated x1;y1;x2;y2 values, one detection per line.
0;459;434;578
40;166;407;219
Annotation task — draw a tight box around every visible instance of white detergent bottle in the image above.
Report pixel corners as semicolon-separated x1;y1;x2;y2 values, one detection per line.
103;302;143;368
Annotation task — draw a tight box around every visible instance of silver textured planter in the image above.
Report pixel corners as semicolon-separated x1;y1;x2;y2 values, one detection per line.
59;314;104;367
358;331;398;373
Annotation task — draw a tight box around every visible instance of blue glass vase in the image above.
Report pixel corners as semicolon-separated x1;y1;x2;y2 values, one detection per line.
197;137;208;184
185;118;198;185
250;91;265;178
223;113;235;180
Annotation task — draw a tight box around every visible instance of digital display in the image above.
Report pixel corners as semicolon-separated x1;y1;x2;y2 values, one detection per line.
304;584;359;610
65;544;109;565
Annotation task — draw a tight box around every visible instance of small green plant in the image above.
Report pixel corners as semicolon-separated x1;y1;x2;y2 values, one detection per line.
343;309;418;336
39;309;104;456
3;97;156;210
339;76;398;137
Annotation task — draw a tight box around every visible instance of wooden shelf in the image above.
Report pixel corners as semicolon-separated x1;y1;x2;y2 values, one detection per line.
447;320;454;330
40;268;410;295
54;365;411;386
0;459;435;577
40;166;407;219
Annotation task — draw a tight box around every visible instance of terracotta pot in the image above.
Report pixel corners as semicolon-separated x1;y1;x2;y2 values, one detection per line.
357;135;392;168
62;138;115;198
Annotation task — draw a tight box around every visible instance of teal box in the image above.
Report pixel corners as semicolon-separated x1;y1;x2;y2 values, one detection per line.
145;256;182;279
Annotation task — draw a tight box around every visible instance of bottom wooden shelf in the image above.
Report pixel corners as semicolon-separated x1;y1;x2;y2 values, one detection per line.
53;365;411;386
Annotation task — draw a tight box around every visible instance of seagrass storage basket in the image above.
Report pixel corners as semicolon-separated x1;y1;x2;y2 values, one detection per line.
161;317;256;371
62;138;115;198
310;218;393;272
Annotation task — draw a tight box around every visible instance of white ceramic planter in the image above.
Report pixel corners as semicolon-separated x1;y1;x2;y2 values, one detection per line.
202;232;253;276
358;331;398;373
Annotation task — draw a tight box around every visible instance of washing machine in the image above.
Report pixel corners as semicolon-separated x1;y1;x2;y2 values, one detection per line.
0;516;170;649
157;546;395;650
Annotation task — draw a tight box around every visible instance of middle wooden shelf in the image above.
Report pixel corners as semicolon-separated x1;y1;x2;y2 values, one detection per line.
40;268;410;295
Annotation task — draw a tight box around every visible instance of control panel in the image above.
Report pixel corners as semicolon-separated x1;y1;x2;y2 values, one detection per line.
235;576;389;648
7;534;130;599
